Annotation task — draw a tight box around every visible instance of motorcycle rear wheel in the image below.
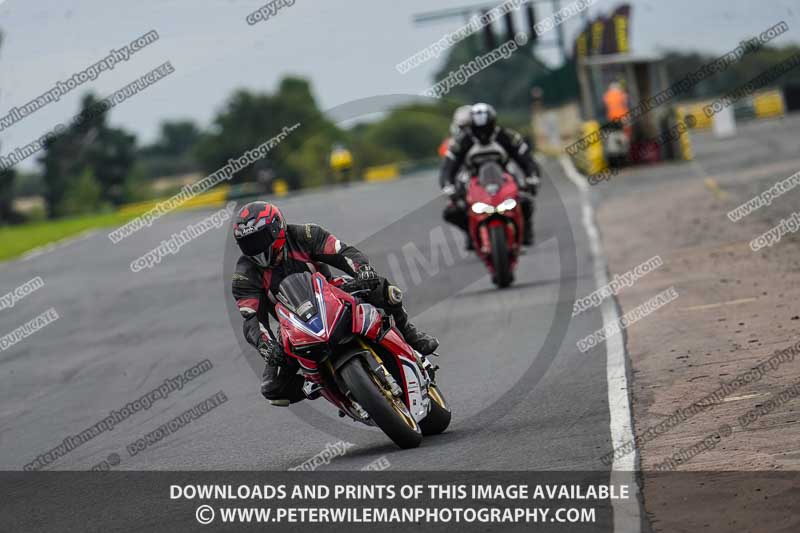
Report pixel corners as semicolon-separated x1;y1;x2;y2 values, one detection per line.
419;384;451;435
340;358;423;449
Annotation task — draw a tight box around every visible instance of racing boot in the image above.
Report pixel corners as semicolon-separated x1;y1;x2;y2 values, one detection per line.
378;283;440;355
521;195;535;246
392;306;439;356
523;218;534;246
302;380;323;400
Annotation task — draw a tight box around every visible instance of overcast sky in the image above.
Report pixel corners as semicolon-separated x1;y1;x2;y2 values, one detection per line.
1;0;799;171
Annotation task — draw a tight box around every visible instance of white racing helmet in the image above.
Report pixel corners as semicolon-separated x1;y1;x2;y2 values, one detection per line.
450;105;473;137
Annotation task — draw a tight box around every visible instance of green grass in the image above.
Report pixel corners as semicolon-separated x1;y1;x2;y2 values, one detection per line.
0;211;139;262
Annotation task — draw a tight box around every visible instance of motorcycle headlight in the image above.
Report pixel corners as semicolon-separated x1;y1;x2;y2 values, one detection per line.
496;199;517;213
471;202;494;214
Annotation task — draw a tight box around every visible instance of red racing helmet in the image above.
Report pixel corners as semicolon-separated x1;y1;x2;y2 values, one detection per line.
233;201;286;267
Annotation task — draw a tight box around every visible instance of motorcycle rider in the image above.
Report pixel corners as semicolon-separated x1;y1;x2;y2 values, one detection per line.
438;105;472;158
450;104;473;137
231;201;439;406
439;103;540;246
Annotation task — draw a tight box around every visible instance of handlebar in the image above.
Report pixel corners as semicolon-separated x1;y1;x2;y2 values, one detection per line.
340;279;374;296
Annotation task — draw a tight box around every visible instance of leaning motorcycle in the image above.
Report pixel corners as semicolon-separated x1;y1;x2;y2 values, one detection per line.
466;162;524;288
274;271;451;449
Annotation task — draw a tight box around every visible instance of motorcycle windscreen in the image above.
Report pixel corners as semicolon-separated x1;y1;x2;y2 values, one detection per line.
277;272;319;322
478;162;506;195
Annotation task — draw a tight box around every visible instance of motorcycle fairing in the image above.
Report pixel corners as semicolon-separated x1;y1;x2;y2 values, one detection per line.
466;173;519;207
351;301;383;339
276;271;433;424
466;172;524;268
277;272;346;347
359;337;431;423
400;356;429;421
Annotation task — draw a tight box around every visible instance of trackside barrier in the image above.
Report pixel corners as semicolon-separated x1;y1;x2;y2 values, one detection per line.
753;89;786;118
679;88;786;129
675;107;694;161
364;164;401;182
117;185;230;217
574;120;607;176
678;103;713;129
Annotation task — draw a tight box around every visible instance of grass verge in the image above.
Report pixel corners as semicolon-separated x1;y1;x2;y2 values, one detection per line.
0;211;138;262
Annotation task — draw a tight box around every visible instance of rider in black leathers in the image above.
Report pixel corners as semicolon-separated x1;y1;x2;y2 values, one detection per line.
439;103;540;246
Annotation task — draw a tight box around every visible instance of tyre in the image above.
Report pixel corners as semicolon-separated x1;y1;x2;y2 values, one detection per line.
419;384;451;436
489;224;513;288
340;358;422;449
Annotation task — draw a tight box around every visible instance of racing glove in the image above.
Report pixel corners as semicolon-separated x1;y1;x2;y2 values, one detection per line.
356;265;381;290
523;175;540;196
258;337;286;367
442;184;467;210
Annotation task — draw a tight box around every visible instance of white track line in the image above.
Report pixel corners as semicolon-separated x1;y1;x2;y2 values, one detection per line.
559;156;642;533
18;230;98;263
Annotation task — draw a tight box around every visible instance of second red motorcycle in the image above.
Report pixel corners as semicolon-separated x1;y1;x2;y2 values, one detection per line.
466;162;524;288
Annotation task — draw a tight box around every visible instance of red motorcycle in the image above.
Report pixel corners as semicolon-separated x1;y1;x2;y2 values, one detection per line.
274;271;451;449
466;162;524;288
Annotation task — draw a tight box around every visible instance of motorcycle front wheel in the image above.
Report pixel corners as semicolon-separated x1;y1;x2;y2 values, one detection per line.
490;224;513;288
340;358;423;449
